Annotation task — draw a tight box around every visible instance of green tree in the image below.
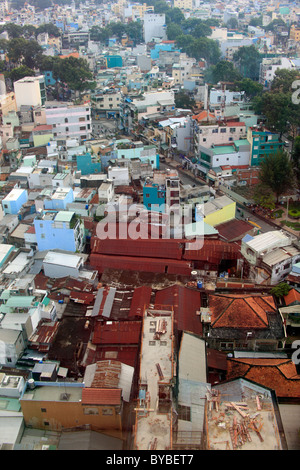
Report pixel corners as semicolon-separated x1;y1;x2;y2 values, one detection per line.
232;77;263;99
9;65;35;82
270;282;291;297
175;90;195;110
166;23;183;40
35;23;61;38
166;7;185;25
54;56;96;98
258;150;294;203
291;136;300;190
0;23;23;38
227;18;238;30
249;16;263;27
208;60;242;84
253;183;276;210
233;45;262;81
125;21;143;45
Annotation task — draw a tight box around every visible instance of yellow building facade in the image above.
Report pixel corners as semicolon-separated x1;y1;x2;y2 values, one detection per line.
20;384;123;438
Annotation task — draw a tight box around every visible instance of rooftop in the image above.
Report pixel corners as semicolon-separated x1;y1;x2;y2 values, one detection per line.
21;384;84;403
207;378;284;450
134;309;173;450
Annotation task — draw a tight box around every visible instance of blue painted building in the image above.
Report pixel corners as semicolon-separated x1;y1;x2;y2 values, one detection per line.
44;188;74;211
150;42;179;60
143;181;166;212
76;153;102;175
43;71;56;86
2;189;28;215
34;210;85;252
105;55;123;68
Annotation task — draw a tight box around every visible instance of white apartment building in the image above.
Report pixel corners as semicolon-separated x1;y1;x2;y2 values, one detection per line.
173;0;193;9
91;89;122;118
13;76;46;110
172;55;197;85
45;102;92;143
143;12;167;43
194;121;247;148
259;57;297;88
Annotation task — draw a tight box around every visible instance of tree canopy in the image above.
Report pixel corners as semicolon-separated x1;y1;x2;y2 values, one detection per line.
253;69;300;137
233;45;262;81
258;150;295;202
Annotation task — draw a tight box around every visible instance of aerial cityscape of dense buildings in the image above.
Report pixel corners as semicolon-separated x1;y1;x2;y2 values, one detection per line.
0;0;299;453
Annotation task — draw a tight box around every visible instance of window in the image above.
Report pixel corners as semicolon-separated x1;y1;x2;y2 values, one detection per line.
41;408;47;413
102;408;113;415
65;118;68;123
80;126;86;131
178;404;191;421
84;407;99;415
220;128;226;133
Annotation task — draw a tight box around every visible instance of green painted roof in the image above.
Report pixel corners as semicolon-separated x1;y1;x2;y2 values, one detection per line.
212;146;235;155
55;211;74;222
185;221;219;237
234;139;250;147
6;296;35;308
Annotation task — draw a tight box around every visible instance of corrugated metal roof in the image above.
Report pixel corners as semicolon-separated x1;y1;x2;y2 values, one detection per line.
91;237;183;260
90;253;192;275
92;321;141;345
155;285;202;336
184;239;240;262
179;332;206;383
129;286;152;317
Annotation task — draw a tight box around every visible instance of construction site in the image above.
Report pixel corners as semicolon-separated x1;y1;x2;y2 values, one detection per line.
205;380;283;450
133;308;174;451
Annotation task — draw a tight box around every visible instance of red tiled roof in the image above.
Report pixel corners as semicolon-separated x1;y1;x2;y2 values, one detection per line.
208;294;275;329
81;387;122;405
32;125;52;132
192;111;215;122
226;358;300;398
26;225;36;234
225;121;246;127
284;288;300;306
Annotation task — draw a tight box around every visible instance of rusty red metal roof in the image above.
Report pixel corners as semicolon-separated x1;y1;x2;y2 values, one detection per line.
91;237;184;260
155;285;202;336
92;321;141;345
129;286;152;318
90;253;192;275
215;219;254;242
69;291;95;305
81;387;122;405
183;239;240;263
28;321;59;350
84;345;139;368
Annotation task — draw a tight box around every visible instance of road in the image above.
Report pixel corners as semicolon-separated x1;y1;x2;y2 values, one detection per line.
160;160;280;233
235;207;278;233
159;160;205;187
